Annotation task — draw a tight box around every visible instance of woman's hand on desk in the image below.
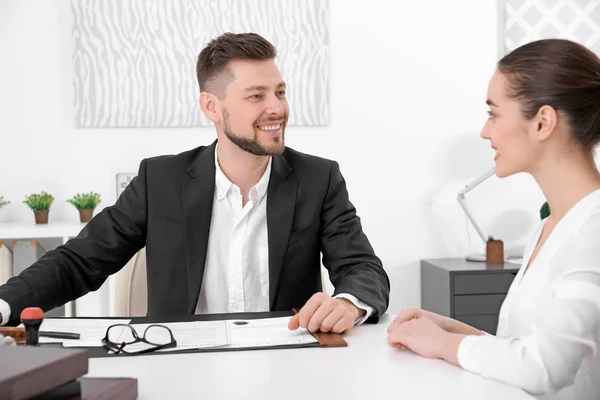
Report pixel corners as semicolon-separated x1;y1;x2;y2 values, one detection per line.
387;308;481;367
387;308;450;337
387;317;464;366
388;308;484;336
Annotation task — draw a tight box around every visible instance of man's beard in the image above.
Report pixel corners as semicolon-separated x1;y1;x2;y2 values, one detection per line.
223;108;285;156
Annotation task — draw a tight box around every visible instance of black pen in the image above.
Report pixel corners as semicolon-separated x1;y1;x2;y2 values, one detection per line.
40;331;81;340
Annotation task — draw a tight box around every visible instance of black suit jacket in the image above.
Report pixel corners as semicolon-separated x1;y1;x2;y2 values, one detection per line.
0;142;389;324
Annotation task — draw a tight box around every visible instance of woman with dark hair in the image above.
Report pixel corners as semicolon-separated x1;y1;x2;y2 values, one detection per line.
388;39;600;399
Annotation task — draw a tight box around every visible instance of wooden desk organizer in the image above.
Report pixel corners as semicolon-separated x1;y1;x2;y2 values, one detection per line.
486;238;504;264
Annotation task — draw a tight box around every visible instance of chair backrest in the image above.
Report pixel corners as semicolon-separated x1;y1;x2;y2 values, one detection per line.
320;264;334;295
112;249;332;317
113;248;148;317
0;243;13;285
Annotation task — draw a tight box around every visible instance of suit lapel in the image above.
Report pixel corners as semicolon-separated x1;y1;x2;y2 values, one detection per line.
267;154;297;309
182;141;216;313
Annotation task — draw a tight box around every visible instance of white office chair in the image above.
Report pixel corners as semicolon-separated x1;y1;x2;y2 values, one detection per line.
0;243;13;285
113;248;148;317
320;263;334;295
113;248;332;317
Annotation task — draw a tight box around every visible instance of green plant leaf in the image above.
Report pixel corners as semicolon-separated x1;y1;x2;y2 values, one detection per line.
23;192;54;212
0;196;9;209
66;192;102;210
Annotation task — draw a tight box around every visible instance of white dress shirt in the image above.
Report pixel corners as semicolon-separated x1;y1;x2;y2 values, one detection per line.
194;150;272;314
195;147;373;323
457;189;600;399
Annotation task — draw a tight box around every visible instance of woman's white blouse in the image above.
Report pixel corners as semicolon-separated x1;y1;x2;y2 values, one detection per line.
457;190;600;399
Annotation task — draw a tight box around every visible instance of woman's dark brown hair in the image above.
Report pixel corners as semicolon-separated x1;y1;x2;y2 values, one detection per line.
498;39;600;152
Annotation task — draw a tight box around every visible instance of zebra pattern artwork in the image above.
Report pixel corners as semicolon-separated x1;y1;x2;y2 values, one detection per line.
72;0;329;128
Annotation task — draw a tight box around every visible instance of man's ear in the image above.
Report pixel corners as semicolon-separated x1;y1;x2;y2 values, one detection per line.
199;92;221;124
534;105;558;142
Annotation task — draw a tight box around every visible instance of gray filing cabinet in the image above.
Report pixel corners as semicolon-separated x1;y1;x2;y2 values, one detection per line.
421;259;520;334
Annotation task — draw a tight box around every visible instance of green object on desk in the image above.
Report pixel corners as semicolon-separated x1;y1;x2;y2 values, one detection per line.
540;201;550;219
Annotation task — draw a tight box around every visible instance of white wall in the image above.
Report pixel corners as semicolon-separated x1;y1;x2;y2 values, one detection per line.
0;0;546;315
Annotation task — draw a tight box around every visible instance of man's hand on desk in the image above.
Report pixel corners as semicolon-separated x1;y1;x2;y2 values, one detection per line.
288;293;366;334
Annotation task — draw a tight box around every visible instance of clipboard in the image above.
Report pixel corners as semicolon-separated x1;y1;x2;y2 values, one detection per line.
66;311;346;358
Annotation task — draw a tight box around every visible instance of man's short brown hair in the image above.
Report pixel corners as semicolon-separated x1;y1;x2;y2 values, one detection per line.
196;32;277;98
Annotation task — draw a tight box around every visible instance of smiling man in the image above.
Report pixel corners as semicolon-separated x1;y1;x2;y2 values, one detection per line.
0;33;389;333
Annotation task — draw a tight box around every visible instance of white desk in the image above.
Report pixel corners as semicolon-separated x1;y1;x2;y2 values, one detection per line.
86;315;533;400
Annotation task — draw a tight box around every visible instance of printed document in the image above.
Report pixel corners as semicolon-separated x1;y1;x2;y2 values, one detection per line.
122;316;317;353
37;318;131;347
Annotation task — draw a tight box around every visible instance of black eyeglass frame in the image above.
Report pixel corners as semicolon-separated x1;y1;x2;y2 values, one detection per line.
101;323;177;355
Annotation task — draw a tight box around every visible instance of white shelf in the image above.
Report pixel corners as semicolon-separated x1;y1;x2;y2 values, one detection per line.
0;222;87;241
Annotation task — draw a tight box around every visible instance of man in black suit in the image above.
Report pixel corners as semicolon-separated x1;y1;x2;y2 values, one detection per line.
0;33;389;333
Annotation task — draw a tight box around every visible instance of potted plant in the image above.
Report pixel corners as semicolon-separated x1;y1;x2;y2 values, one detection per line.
67;192;102;223
23;192;54;224
0;197;9;209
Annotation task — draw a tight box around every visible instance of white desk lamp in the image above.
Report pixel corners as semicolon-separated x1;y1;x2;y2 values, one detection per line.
457;167;496;262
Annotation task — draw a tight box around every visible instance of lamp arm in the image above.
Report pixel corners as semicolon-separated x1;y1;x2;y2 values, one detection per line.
457;167;496;197
456;167;496;244
457;194;488;243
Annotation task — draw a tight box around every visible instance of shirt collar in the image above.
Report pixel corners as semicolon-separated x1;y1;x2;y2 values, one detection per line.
214;145;272;204
252;156;272;205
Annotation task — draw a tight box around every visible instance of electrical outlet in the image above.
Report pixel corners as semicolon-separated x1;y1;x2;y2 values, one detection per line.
116;173;137;199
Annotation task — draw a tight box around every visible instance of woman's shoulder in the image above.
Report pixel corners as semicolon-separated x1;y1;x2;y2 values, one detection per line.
578;197;600;237
564;204;600;268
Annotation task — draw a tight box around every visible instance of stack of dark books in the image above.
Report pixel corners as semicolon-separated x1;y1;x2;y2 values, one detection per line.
0;346;137;400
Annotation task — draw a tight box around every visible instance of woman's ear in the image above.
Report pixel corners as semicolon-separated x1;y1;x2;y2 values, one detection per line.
535;105;558;142
199;92;221;124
